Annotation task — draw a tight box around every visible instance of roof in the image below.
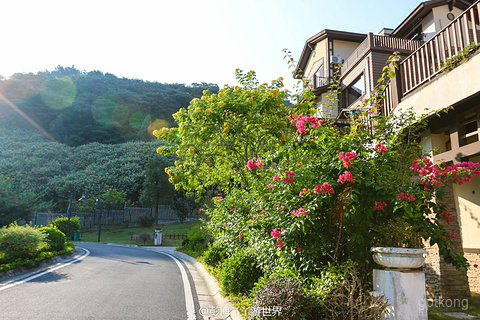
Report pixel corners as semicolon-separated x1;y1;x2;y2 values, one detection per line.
391;0;473;38
294;29;366;79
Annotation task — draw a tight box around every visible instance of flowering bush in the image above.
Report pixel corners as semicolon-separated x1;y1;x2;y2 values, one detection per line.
157;66;479;283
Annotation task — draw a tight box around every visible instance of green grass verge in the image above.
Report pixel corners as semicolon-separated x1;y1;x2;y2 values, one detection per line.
0;242;76;272
428;293;480;319
79;220;201;246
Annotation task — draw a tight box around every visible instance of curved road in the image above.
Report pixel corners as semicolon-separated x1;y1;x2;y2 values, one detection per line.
0;243;199;320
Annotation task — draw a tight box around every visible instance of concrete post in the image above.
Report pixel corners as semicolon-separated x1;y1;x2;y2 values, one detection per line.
373;269;428;320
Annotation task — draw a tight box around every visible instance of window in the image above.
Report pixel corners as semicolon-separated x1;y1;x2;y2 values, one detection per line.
343;74;365;107
459;111;479;146
314;64;328;88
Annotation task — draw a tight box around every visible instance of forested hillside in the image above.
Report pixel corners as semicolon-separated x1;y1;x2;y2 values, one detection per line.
0;66;219;146
0;67;216;224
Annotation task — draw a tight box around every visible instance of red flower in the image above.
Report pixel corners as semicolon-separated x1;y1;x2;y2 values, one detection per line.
375;143;387;155
374;201;387;211
276;239;284;249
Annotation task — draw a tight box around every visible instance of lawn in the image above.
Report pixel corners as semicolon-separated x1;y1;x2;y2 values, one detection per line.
428;293;480;319
78;220;202;247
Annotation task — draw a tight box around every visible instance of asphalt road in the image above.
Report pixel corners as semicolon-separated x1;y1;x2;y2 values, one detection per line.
0;243;199;320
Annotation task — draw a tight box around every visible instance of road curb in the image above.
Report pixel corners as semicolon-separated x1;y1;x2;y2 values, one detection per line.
144;247;244;320
172;251;244;320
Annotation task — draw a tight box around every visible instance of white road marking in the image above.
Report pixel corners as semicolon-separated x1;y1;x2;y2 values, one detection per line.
0;248;90;291
158;252;196;320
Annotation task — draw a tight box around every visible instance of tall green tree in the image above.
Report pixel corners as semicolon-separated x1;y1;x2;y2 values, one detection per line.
139;155;175;226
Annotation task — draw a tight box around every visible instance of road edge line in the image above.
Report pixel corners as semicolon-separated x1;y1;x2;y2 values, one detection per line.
158;252;196;320
0;248;90;292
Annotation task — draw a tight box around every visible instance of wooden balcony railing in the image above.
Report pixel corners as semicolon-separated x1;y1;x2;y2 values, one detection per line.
341;33;423;75
382;0;480;116
400;0;480;95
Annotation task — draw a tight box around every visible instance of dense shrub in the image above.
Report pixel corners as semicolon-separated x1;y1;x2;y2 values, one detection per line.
0;223;47;262
39;226;66;251
251;273;316;320
138;214;155;227
181;226;207;252
307;263;388;319
220;250;263;296
48;216;80;240
203;242;228;267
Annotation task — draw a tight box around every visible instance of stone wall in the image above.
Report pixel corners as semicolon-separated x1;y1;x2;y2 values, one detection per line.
423;184;473;299
424;243;442;299
465;251;480;293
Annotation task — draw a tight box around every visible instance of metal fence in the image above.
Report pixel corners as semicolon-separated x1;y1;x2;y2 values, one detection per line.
32;205;198;230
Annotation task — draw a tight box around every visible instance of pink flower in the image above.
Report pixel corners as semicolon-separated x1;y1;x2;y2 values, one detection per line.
246;158;265;171
273;174;280;181
230;205;236;211
314;182;334;194
296;247;303;251
238;233;242;239
292;207;306;217
338;151;357;168
216;196;223;200
337;171;353;184
267;183;274;189
270;228;284;239
290;114;322;134
276;239;284;249
283;170;296;184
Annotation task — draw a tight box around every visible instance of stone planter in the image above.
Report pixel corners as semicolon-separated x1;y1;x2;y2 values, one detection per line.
371;247;427;269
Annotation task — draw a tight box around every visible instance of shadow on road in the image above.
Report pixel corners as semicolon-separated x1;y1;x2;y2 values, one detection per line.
28;271;71;283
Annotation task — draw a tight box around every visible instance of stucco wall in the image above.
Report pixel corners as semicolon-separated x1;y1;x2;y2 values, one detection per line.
454;169;480;250
305;39;327;80
395;52;480;117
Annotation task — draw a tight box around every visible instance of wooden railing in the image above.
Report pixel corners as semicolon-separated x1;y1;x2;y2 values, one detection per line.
400;0;480;95
381;0;480;116
341;33;423;75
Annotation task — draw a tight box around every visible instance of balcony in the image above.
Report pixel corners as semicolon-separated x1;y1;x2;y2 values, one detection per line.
382;0;480;116
341;33;423;77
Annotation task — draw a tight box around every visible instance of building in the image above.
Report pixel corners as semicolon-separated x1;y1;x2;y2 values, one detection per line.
295;0;480;298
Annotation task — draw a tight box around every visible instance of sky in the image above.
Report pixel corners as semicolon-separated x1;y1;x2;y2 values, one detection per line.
0;0;424;91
